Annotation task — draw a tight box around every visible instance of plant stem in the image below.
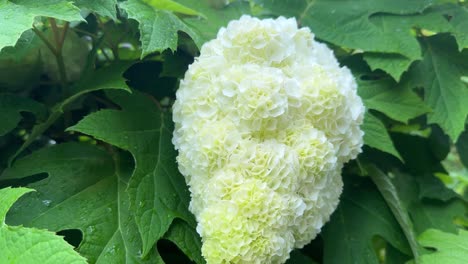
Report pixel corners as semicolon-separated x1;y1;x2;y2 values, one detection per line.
32;26;57;55
49;18;69;90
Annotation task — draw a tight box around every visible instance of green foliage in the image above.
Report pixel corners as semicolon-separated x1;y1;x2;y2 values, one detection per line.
418;35;468;141
362;112;402;160
0;0;467;263
67;90;198;259
0;94;45;136
0;187;87;264
322;175;410;264
0;0;82;51
418;229;468;264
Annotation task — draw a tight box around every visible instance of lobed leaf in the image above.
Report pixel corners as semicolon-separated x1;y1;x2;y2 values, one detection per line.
0;0;83;51
358;77;430;124
418;229;468;264
322;175;410;264
362;112;402;160
120;0;200;57
68;90;197;259
366;165;421;262
418;35;468;141
0;186;87;264
1;143;163;263
73;0;118;20
0;93;46;136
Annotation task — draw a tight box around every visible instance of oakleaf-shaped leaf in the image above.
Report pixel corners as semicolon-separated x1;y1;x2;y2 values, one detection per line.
362;5;454;80
418;35;468;141
120;0;200;57
358;77;430;124
363;53;413;82
142;0;202;16
176;0;251;46
0;186;87;264
0;93;45;136
0;0;83;51
388;170;466;236
1;143;197;263
73;0;118;20
68;90;195;258
366;165;421;261
322;175;410;264
362;112;402;160
258;0;431;58
418;229;468;264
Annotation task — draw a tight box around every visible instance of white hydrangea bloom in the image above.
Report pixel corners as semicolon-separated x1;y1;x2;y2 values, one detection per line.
172;15;364;264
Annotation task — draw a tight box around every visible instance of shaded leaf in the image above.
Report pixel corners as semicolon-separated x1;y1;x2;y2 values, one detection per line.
286;250;318;264
0;94;45;136
68;90;195;258
0;186;87;264
456;129;468;168
322;175;410;264
363;53;412;81
0;30;42;93
362;112;402;160
74;0;118;20
10;62;132;164
163;220;204;264
358;77;430;124
366;165;421;261
39;29;89;82
390;171;466;235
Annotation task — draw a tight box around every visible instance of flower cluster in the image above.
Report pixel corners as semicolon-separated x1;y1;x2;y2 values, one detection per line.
172;15;364;263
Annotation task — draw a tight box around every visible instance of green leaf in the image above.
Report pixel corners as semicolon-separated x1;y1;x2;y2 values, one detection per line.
423;3;468;51
258;0;431;58
358;77;430;124
362;112;402;160
286;250;318;264
73;0;118;20
0;0;83;51
418;34;468;141
142;0;202;16
363;53;412;81
163;220;204;264
0;186;87;264
418;229;468;264
0;30;42;93
0;93;45;136
0;29;41;61
2;143;161;263
366;165;421;261
389;171;466;235
120;0;200;57
456;129;468;168
322;175;410;264
362;5;454;79
68;90;195;258
391;133;445;174
9;62;132;164
176;0;251;46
